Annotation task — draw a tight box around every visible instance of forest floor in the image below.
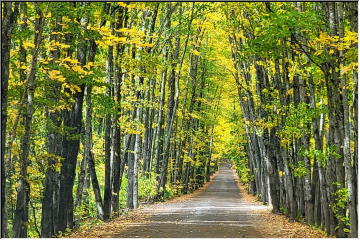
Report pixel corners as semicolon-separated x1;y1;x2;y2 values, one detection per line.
67;165;328;238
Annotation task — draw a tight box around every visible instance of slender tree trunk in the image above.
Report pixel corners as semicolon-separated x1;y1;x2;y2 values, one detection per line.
103;44;113;220
324;3;346;236
84;85;104;220
13;6;43;237
126;134;136;209
154;45;168;178
1;3;19;237
110;68;122;215
158;3;181;198
141;5;159;179
338;3;357;236
133;125;140;209
75;144;88;207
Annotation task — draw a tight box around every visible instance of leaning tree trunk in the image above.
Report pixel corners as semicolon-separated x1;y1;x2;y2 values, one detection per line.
84;83;105;220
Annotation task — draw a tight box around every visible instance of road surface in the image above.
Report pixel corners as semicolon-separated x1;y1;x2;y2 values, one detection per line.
103;164;270;237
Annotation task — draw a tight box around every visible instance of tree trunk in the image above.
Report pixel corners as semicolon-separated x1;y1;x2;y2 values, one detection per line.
1;3;19;237
103;44;114;220
158;3;180;198
84;85;104;220
75;140;88;208
338;3;357;237
126;134;136;209
110;74;122;215
13;7;43;237
154;45;168;178
57;16;93;231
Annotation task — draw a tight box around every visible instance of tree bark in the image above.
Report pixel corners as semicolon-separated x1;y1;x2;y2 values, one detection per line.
84;84;105;220
13;5;43;237
1;3;19;237
338;3;357;237
57;14;93;231
157;3;181;198
103;44;114;220
126;134;136;209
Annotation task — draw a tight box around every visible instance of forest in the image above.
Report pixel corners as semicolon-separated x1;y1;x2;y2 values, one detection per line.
1;1;358;238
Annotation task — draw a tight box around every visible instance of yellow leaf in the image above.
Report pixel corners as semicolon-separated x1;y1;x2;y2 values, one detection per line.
72;65;87;75
61;57;79;65
314;50;323;56
143;42;154;48
192;50;200;56
51;41;70;49
117;2;128;8
286;88;293;96
23;41;35;50
63;16;71;23
48;70;65;82
39;59;49;64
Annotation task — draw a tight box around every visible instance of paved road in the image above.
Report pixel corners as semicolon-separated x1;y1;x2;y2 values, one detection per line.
106;164;270;238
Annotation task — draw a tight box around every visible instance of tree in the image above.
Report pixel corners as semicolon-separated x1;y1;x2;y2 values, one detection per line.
1;2;19;237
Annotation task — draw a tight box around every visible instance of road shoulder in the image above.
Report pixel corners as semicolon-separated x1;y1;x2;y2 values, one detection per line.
235;174;329;238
